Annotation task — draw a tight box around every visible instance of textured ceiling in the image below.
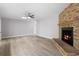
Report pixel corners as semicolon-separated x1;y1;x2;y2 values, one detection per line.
0;3;69;21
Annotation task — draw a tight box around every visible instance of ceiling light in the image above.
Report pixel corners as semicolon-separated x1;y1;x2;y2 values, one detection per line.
21;16;27;19
21;11;35;20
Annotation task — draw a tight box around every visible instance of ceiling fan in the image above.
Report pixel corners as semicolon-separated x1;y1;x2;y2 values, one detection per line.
21;11;35;20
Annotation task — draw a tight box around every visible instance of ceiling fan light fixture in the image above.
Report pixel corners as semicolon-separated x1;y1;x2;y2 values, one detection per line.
21;11;35;20
27;16;31;19
21;16;31;19
21;16;27;19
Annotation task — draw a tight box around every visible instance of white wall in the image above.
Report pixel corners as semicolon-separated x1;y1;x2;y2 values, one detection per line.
37;16;59;39
0;3;69;39
36;4;69;39
1;17;34;38
0;17;1;40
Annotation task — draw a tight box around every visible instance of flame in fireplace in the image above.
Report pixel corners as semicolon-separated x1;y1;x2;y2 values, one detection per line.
64;35;71;40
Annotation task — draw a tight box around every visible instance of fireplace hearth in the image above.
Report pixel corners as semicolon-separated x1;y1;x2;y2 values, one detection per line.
62;27;73;46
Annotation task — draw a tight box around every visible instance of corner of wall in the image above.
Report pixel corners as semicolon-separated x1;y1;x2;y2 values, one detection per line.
37;34;53;39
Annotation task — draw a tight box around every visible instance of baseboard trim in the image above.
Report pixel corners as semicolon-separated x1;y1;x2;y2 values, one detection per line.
2;34;34;39
2;34;53;40
36;34;52;39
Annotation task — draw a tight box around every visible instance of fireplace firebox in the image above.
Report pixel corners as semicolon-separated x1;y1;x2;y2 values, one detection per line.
62;27;73;46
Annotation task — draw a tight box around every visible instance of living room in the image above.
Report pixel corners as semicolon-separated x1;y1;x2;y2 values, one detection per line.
0;2;79;56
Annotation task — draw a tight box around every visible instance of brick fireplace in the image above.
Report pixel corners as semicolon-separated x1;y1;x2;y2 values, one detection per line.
59;3;79;50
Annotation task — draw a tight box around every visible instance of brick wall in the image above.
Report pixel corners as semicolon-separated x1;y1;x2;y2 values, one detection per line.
59;3;79;50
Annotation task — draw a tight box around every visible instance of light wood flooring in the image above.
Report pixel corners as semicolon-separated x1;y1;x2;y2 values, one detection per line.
0;35;62;56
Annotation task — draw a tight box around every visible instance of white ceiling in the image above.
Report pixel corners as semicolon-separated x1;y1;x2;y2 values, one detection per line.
0;3;69;21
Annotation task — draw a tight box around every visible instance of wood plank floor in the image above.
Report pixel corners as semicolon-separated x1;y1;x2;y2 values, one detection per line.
0;36;62;56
